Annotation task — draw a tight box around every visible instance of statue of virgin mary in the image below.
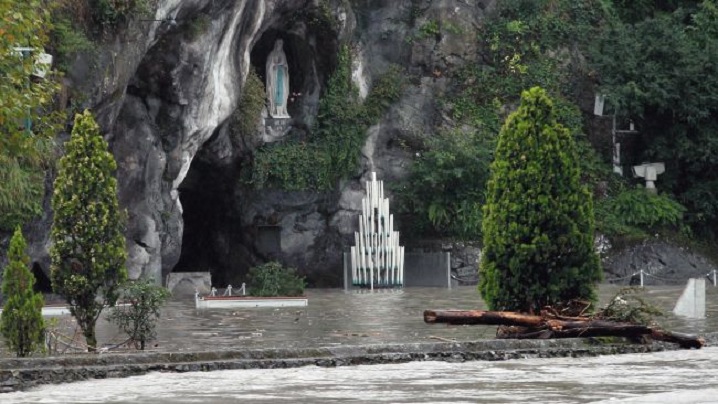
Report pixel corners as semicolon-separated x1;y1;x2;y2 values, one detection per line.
266;39;290;118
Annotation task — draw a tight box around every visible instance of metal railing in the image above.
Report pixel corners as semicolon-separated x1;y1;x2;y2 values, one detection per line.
605;269;718;287
207;283;247;297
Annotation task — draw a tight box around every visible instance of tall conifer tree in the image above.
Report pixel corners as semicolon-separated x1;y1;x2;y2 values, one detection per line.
479;87;601;313
1;227;45;357
50;110;127;350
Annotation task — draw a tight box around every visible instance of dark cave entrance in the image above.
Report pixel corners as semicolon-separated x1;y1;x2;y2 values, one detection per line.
171;148;249;288
170;10;340;287
32;263;52;293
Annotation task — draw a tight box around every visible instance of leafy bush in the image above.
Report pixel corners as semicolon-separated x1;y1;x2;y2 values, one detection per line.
594;188;686;237
479;87;602;313
90;0;151;29
107;279;171;350
397;129;493;240
1;227;45;357
450;0;605;125
49;15;95;72
229;69;266;145
0;156;46;232
247;262;305;297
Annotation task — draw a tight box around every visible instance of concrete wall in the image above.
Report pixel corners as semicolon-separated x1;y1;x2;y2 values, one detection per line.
404;252;451;288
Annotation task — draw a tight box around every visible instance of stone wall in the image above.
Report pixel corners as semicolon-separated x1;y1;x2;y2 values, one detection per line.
4;335;715;393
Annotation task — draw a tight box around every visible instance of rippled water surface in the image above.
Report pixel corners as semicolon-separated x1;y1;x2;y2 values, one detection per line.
4;348;718;403
1;285;716;354
1;285;717;402
89;284;718;351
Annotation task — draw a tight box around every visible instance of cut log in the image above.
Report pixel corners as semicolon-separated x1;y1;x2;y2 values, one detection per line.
651;329;705;349
424;309;704;349
424;310;545;327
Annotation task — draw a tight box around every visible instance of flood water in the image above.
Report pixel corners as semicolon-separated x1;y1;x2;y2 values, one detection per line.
90;284;718;351
3;347;718;403
1;285;717;403
2;284;717;353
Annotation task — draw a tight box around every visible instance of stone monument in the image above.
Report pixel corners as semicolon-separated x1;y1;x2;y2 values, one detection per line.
266;39;290;118
632;162;665;193
673;278;706;319
350;172;404;289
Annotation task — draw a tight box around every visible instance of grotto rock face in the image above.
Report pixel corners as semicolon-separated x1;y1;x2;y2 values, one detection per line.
90;0;500;287
107;0;344;284
14;0;715;290
80;0;494;286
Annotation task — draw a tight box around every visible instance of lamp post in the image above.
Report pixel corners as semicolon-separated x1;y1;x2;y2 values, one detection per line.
594;94;638;176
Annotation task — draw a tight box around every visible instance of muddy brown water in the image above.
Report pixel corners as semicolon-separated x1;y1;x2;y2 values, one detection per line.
1;284;716;355
2;285;718;403
101;284;718;352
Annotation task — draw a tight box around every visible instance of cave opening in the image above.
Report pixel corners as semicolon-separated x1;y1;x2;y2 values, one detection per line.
171;142;249;288
32;263;53;293
169;13;340;288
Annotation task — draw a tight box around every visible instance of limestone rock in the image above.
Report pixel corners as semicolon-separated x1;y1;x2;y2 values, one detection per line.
3;0;715;292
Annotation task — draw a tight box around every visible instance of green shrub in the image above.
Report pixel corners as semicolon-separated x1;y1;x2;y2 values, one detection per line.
248;262;305;297
49;14;95;72
448;0;607;131
590;2;718;240
90;0;151;31
0;157;45;232
417;20;440;39
1;227;45;357
595;188;686;237
107;279;171;350
479;87;602;313
229;69;267;145
251;142;331;190
50;110;127;350
397;129;493;240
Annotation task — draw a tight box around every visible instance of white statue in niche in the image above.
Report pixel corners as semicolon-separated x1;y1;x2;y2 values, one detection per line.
266;39;290;118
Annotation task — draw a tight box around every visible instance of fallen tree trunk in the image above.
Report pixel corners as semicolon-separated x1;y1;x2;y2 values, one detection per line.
423;309;545;327
424;309;704;349
650;329;705;349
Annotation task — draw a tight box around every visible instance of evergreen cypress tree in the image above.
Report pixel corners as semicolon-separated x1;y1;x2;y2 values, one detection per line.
50;110;127;350
1;227;45;357
479;87;602;313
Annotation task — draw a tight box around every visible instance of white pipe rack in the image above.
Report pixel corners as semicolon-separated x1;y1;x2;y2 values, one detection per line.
350;172;404;289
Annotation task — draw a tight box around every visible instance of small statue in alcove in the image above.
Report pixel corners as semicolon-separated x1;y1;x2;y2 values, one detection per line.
266;39;290;118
